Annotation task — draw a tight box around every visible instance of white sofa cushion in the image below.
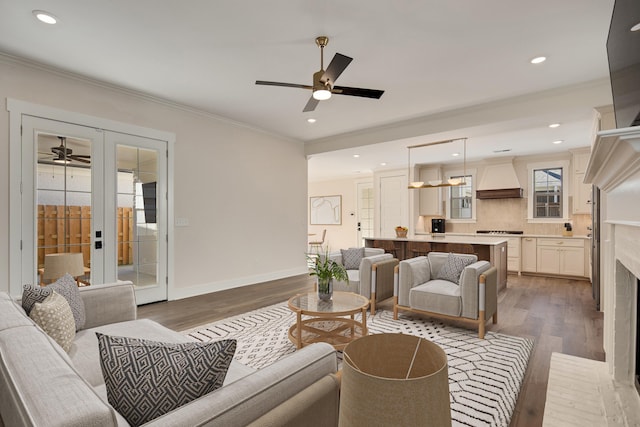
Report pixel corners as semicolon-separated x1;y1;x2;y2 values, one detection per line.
71;318;256;389
409;279;462;317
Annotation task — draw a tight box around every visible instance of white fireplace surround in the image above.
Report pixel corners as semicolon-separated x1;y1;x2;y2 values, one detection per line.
585;125;640;419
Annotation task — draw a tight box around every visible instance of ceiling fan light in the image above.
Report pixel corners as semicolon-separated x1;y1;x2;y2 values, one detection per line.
53;157;70;164
313;89;332;101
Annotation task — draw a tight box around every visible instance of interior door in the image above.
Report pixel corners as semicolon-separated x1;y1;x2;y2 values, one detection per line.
378;174;407;237
21;116;167;304
356;181;373;246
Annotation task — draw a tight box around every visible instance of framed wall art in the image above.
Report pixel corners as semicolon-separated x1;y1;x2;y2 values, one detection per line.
310;195;342;225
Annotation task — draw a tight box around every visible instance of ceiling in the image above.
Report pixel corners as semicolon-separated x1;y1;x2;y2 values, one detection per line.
0;1;616;181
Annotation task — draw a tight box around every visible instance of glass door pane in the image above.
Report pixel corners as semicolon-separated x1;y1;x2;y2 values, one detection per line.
116;145;158;288
357;182;374;246
36;134;92;285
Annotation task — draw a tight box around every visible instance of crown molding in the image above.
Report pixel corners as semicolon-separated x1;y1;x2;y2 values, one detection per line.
0;51;299;144
585;126;640;192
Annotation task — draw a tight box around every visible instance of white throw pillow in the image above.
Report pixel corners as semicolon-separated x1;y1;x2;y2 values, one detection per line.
29;291;76;352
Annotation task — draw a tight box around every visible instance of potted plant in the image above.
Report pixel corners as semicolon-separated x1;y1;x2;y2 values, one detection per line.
308;247;349;300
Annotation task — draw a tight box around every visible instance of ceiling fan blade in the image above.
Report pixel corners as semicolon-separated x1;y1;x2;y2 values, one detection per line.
321;53;352;83
69;155;91;164
332;86;384;99
255;80;313;90
303;96;320;112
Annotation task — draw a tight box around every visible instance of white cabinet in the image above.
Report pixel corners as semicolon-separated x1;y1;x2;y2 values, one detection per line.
536;238;585;276
507;237;520;272
521;237;537;272
419;166;443;216
572;151;592;214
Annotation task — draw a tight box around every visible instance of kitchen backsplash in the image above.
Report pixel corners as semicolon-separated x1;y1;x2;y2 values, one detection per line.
419;198;592;236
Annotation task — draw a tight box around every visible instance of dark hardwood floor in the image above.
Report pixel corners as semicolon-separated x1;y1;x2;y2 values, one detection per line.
137;273;604;427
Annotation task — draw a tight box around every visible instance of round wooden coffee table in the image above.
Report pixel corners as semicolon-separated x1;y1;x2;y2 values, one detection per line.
287;291;369;351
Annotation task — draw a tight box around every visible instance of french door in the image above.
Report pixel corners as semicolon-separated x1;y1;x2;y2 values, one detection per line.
21;116;167;304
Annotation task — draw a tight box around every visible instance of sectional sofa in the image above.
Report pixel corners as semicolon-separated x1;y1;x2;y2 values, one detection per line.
0;282;340;427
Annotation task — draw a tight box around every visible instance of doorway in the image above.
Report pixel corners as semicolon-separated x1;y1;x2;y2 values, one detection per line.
16;112;169;304
356;181;373;246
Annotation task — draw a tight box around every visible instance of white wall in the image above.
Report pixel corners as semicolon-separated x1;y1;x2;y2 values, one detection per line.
308;177;366;250
0;57;308;298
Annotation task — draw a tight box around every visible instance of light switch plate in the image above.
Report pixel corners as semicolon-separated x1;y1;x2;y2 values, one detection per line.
175;218;189;227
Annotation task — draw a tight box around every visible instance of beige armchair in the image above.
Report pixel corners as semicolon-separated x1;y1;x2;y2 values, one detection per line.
394;252;497;339
328;248;399;314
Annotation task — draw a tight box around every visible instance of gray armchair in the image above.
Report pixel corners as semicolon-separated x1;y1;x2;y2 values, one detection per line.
328;248;399;314
394;252;497;338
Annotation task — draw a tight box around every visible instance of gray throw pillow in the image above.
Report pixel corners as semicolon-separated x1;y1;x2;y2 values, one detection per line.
341;247;365;270
436;253;475;285
97;333;237;427
22;273;86;330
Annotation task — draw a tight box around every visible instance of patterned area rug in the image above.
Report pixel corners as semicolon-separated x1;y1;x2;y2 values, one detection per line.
183;302;533;427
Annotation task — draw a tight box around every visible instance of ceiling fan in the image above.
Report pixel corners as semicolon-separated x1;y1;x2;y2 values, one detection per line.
50;136;91;164
255;36;384;112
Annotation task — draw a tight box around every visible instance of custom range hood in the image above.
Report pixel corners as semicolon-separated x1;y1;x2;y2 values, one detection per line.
476;161;524;199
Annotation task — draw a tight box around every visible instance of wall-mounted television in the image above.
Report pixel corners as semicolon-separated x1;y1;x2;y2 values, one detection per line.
141;182;157;224
606;0;640;128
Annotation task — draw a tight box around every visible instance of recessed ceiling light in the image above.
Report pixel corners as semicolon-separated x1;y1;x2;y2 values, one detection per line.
380;162;387;166
353;154;360;158
531;56;546;64
549;123;560;128
452;152;460;157
33;10;57;24
307;118;316;123
552;140;563;145
631;22;640;32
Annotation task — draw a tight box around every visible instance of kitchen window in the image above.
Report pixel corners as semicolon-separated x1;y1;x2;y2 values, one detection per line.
449;174;473;220
534;168;562;218
527;160;569;222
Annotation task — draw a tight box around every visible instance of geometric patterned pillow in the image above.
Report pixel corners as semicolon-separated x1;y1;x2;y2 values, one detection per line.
97;333;237;426
436;253;475;285
29;291;76;353
21;283;52;315
341;247;365;270
23;274;86;331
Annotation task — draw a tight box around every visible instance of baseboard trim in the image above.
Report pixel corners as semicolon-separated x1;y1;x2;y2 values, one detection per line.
167;266;308;301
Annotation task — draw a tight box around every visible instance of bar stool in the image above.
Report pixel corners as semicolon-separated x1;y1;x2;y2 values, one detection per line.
308;229;326;254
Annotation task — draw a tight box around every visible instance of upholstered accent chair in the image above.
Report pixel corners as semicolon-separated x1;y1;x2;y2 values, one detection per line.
328;248;399;314
394;252;497;338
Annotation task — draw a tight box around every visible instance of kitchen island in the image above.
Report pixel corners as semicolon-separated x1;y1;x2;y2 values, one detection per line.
365;235;508;291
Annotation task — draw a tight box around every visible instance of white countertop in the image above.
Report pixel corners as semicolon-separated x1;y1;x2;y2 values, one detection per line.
414;232;591;240
366;235;508;245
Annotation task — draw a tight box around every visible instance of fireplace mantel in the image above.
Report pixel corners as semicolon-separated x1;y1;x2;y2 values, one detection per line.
564;125;640;425
585;126;640;191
